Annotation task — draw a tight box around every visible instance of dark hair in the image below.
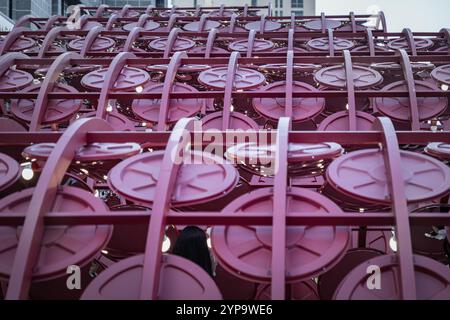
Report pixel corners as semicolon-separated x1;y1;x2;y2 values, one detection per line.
172;226;212;276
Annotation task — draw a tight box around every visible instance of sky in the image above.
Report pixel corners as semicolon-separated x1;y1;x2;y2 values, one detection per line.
316;0;450;32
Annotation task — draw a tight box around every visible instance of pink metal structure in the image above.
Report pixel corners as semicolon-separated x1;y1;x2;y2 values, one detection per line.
0;5;449;300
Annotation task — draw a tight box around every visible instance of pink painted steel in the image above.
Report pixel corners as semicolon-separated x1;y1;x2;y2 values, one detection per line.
314;64;383;89
123;14;160;32
198;66;266;90
431;64;450;85
318;111;376;131
0;28;36;54
0;153;20;191
256;280;320;300
425;142;450;160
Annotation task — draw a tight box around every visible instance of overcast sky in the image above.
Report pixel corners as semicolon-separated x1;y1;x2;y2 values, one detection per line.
316;0;450;32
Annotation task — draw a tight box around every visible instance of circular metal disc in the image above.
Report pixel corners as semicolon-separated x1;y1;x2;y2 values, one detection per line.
425;142;450;160
22;143;56;161
189;46;228;54
81;254;222;300
211;188;350;283
80;21;103;31
334;254;450;300
373;80;447;122
148;37;195;51
0;153;20;191
10;84;81;124
9;36;36;51
326;148;450;204
273;46;309;53
201;111;259;130
123;20;160;31
81;66;150;91
228;39;274;52
225;142;342;164
198;67;266;90
387;37;434;51
318;111;376;131
214;264;257;300
68;36;115;51
252;81;325;122
159;10;188;17
244;20;281;32
183;20;221;31
304;19;342;30
318;249;384;300
132;83;202;123
314;65;383;89
307;37;355;51
0;68;33;91
81;111;136;131
77;143;141;161
259;63;321;73
108;150;238;206
256;280;320;300
431;64;450;85
0;118;26;132
0;186;112;280
207;9;235;17
146;63;212;73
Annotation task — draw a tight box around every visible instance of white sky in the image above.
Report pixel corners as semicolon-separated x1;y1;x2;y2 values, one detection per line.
316;0;450;32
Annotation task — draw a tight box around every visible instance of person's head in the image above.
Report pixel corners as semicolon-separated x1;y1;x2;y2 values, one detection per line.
172;226;212;276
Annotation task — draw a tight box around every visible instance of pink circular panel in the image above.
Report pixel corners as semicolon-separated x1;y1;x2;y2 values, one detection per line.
0;118;26;132
314;65;383;89
0;153;20;191
201;111;259;130
108;150;238;206
198;67;266;90
256;280;320;300
148;37;195;51
81;111;136;131
307;37;355;52
0;68;33;91
387;37;434;51
183;20;221;31
207;9;235;17
76;142;141;161
228;39;274;52
326;148;450;204
259;63;321;73
244;20;281;32
425;142;450;160
81;254;222;300
318;249;383;300
132;83;203;123
318;111;376;131
22;143;55;161
9;36;36;52
147;63;212;73
10;84;81;124
304;19;342;30
253;81;325;122
159;10;188;17
123;20;160;31
334;254;450;300
189;46;228;54
0;187;112;280
373;81;447;122
273;46;309;53
211;188;350;283
68;36;115;51
431;64;450;85
81;66;150;91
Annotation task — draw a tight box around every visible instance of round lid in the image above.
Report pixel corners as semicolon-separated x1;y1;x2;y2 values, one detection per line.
259;63;321;73
108;150;239;206
0;153;20;191
8;36;36;52
68;36;115;52
387;37;434;51
0;186;112;280
189;46;228;54
183;20;221;31
425;142;450;160
326;148;450;204
22;143;55;161
430;64;450;85
159;10;188;17
76;142;141;161
334;254;450;300
314;65;383;89
244;20;282;32
201;111;260;130
81;66;150;91
131;83;202;123
10;84;81;124
225;142;343;164
82;111;136;131
146;63;212;73
80;21;103;30
252;81;325;122
0;118;27;132
214;264;257;300
207;9;235;17
123;20;160;32
148;37;195;52
211;188;350;283
228;39;274;52
307;37;355;52
198;67;266;90
370;62;435;72
0;68;33;91
273;46;309;53
318;249;384;300
304;19;342;30
256;280;320;300
318;111;376;131
373;80;447;122
81;254;222;300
